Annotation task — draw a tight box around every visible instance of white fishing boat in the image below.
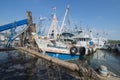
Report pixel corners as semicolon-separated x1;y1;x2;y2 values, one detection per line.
92;37;108;49
56;5;96;55
31;6;87;60
70;29;97;55
116;44;120;53
32;32;86;60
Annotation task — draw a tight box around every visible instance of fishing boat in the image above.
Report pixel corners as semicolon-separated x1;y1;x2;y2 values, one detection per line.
92;37;108;49
116;44;120;53
71;29;97;54
31;6;87;60
32;32;85;60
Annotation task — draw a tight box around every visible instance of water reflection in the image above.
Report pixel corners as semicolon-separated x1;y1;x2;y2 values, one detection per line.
86;50;120;76
0;50;38;80
0;49;120;79
0;50;77;80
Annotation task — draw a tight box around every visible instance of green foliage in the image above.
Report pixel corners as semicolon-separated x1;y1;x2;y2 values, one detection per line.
108;40;120;44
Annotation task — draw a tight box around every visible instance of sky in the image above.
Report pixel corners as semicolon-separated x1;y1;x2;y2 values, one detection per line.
0;0;120;40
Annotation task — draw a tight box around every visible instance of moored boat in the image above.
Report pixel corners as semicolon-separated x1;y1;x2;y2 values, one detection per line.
71;29;97;55
116;44;120;53
32;5;96;60
32;32;85;60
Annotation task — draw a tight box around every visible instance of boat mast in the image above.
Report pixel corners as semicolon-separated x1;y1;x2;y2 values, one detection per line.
48;7;57;40
53;14;57;40
38;17;46;36
89;30;93;39
59;5;69;35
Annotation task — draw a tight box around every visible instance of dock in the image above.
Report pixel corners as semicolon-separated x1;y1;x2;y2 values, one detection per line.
15;47;79;71
14;47;101;80
0;47;119;80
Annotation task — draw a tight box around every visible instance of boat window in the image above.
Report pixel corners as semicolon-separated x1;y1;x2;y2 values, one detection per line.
79;38;85;41
84;38;85;41
79;38;81;41
80;38;81;41
74;38;87;41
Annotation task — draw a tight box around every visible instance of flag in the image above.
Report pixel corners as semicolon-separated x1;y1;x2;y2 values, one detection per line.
52;6;56;10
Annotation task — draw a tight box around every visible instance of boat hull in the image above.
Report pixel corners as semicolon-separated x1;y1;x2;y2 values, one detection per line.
46;51;84;60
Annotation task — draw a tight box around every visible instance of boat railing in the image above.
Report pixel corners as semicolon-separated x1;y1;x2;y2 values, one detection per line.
47;44;68;49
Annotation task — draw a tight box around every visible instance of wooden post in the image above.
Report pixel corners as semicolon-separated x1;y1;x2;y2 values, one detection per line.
19;32;26;47
26;11;37;47
26;11;36;32
17;11;36;47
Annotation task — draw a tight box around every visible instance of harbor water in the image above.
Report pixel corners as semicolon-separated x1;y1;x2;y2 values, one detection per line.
86;50;120;76
0;49;120;79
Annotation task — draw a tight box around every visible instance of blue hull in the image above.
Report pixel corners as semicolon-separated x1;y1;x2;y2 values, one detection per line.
46;52;83;60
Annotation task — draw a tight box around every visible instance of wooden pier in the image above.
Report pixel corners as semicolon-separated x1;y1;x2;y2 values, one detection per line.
14;47;120;80
14;47;101;80
15;47;79;71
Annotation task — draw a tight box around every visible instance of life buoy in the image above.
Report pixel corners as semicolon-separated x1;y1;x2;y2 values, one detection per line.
89;41;94;48
79;47;86;55
70;46;78;56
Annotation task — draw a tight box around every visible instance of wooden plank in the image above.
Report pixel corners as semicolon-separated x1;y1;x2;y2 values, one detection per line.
15;47;120;80
15;47;79;71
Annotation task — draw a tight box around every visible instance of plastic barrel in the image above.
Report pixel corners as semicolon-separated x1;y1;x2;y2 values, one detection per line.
99;65;108;76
